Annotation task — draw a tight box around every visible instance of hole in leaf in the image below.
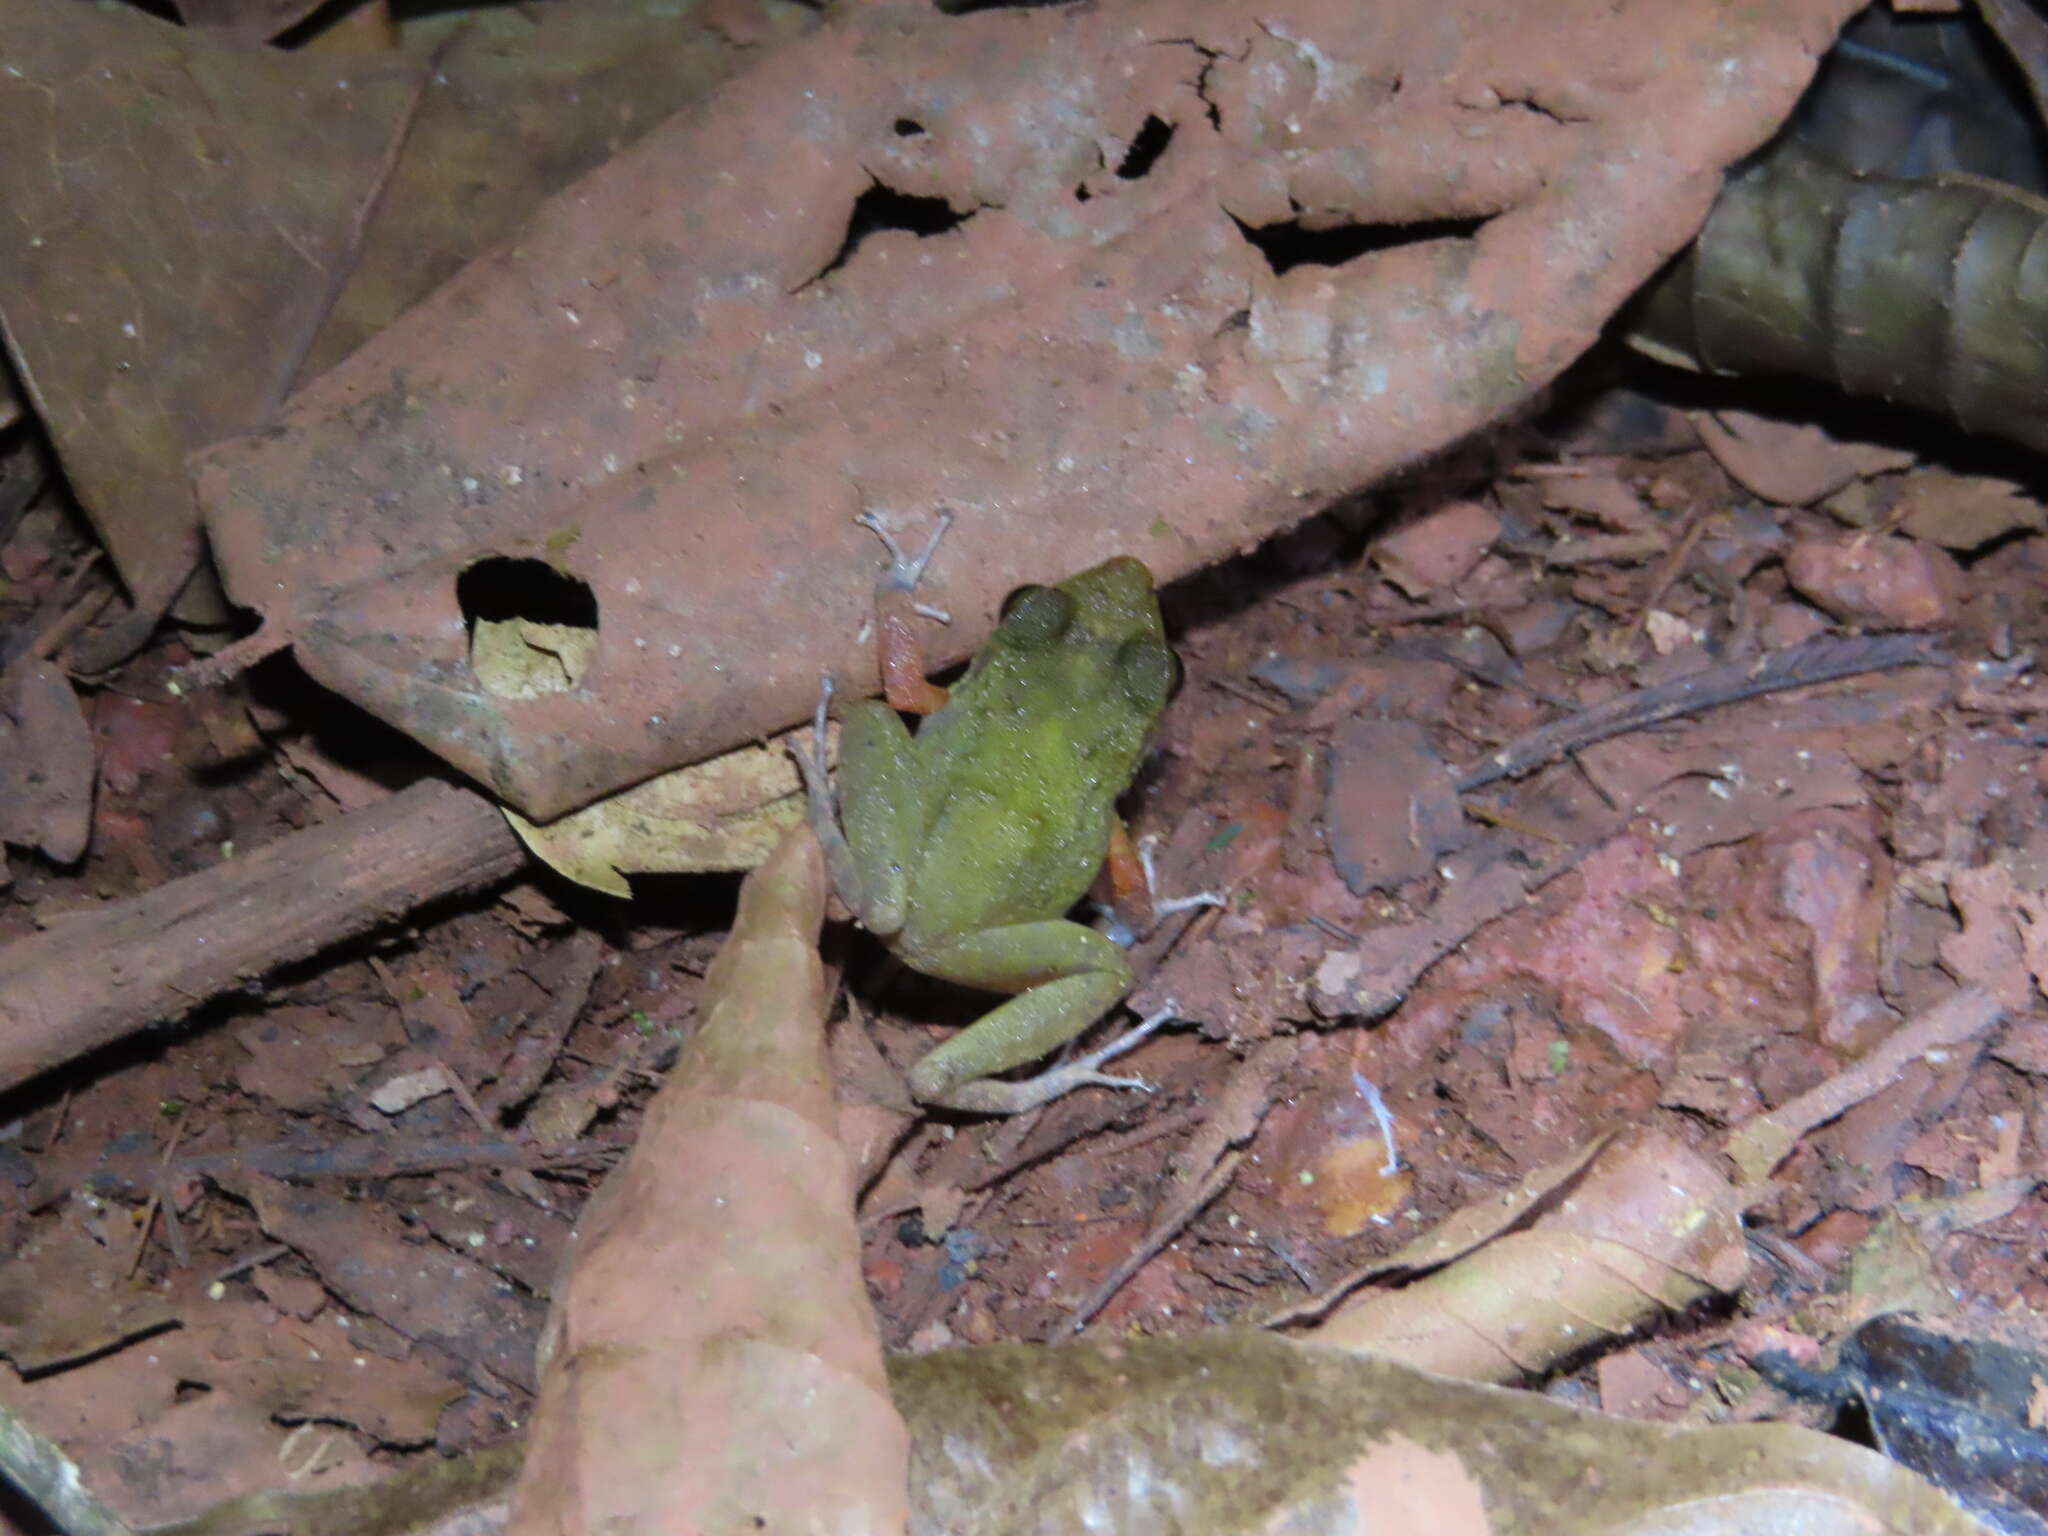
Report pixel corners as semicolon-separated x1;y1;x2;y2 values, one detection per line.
457;557;600;699
808;181;973;284
935;0;1076;13
1231;213;1488;277
457;557;598;630
893;117;927;137
1116;115;1174;180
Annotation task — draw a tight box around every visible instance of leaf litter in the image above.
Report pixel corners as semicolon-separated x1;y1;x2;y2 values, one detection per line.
17;383;2046;1527
3;0;2048;1529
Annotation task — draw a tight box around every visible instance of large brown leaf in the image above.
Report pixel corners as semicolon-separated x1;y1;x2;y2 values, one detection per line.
0;0;807;630
0;0;422;616
512;828;910;1534
195;0;1861;819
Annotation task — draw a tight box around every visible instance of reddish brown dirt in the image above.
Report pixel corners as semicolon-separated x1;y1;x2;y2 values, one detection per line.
4;379;2047;1523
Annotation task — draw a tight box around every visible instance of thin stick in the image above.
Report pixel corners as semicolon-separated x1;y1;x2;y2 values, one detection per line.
1456;632;1947;792
0;779;526;1099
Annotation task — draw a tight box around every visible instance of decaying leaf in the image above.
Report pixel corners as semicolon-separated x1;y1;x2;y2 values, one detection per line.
51;1326;1997;1535
1627;142;2048;457
249;1173;546;1393
1891;468;2048;550
0;0;800;637
507;727;830;895
471;617;599;700
0;1221;179;1373
172;0;329;44
302;0;821;381
0;1268;464;1531
1322;719;1467;896
129;1442;524;1536
512;828;911;1535
1300;1128;1748;1383
1265;1135;1614;1328
0;662;94;863
0;0;423;619
194;0;1860;819
893;1331;1988;1535
1691;409;1880;507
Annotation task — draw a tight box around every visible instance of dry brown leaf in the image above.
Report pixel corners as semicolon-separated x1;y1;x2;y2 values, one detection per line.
0;1221;179;1373
0;662;94;863
249;1174;546;1393
172;0;331;44
1941;861;2038;1011
1372;501;1503;596
1539;470;1655;532
195;0;1860;819
1264;1134;1612;1328
0;1388;518;1536
1301;1127;1747;1382
1693;409;1884;506
1891;468;2047;550
511;828;909;1535
1784;533;1965;630
16;1324;1994;1533
304;0;820;381
1843;1183;2043;1324
508;727;829;895
0;0;799;635
1322;718;1465;895
0;1281;460;1532
0;0;423;619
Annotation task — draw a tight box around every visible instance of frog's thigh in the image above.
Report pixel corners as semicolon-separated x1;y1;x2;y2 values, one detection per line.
908;921;1133;1097
838;699;921;929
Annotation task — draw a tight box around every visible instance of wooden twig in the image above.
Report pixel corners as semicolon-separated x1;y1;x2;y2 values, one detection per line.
0;778;527;1100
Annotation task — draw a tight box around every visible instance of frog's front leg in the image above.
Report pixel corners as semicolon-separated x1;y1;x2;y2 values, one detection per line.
907;920;1170;1114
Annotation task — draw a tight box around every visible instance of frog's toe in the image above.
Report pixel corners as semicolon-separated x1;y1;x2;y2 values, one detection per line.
1076;1003;1178;1067
789;677;836;793
1154;890;1227;918
857;507;953;594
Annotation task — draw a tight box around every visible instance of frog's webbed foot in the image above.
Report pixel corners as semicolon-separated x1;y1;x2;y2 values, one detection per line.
857;507;953;616
926;1004;1180;1116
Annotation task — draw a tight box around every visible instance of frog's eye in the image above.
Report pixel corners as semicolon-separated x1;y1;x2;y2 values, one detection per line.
1116;637;1179;712
996;583;1075;646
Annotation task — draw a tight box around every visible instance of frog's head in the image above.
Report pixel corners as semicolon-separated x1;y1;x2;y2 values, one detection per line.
1052;557;1164;649
989;556;1178;724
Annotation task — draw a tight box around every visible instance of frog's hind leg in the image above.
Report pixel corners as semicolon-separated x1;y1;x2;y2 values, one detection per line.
906;921;1175;1114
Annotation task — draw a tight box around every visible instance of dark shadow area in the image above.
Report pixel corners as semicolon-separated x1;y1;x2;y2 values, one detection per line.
1231;212;1488;277
455;556;600;634
1116;114;1174;180
803;181;975;286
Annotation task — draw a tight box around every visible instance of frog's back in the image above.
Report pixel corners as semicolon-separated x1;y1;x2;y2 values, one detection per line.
900;711;1128;942
891;557;1173;946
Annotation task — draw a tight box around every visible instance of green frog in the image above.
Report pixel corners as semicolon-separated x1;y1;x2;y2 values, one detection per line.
796;516;1186;1114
